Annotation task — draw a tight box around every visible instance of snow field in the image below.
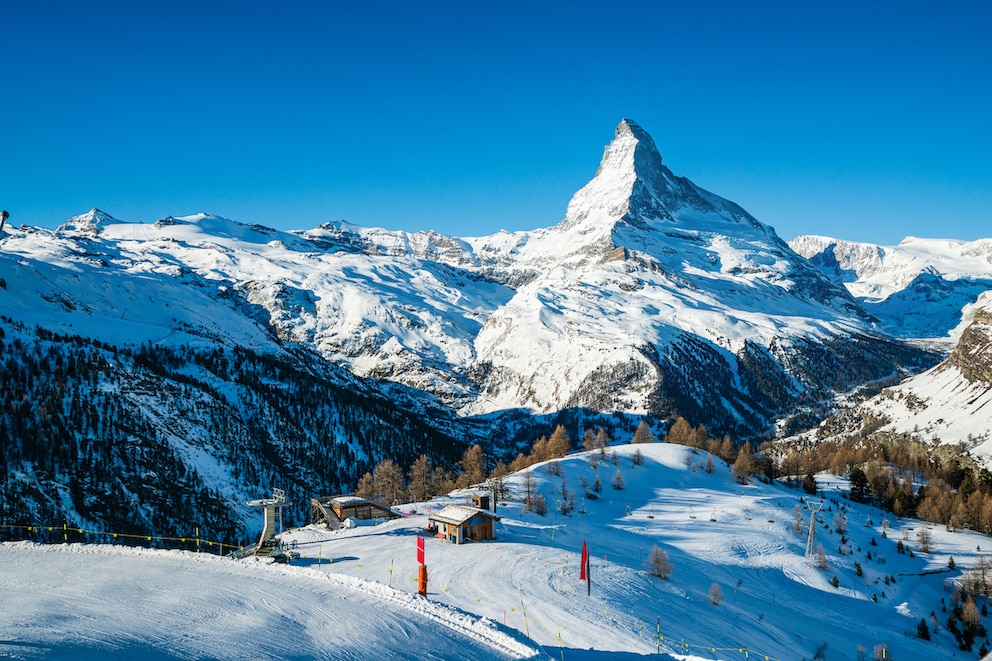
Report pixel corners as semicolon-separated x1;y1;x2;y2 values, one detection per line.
281;443;992;659
6;443;992;659
0;541;546;660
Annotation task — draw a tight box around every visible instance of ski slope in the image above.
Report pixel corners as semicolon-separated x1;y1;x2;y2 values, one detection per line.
4;443;991;659
0;542;543;660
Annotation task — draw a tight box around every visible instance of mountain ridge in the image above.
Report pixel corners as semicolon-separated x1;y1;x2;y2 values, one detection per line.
1;121;939;434
790;233;992;343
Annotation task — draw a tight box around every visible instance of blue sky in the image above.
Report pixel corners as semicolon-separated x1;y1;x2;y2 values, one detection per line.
2;1;989;244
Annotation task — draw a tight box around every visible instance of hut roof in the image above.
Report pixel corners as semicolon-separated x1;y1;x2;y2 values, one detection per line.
317;495;402;518
331;495;369;506
429;505;500;526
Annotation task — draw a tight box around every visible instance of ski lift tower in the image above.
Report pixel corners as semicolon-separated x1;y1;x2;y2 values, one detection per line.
272;488;288;533
805;500;824;558
247;488;292;557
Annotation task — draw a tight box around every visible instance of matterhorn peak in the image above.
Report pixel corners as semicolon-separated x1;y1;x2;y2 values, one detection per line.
553;119;771;249
589;119;664;184
555;119;683;239
598;118;664;176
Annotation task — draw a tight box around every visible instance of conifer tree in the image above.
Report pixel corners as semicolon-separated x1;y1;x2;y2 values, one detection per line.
632;420;654;444
849;467;870;503
432;466;455;497
533;494;548;516
582;427;609;452
582;427;598;452
732;442;754;483
816;543;828;570
355;471;374;499
530;436;550;463
917;526;932;553
547;425;571;458
595;427;610;449
456;444;487;488
372;458;406;505
407;454;434;503
509;452;530;473
666;417;692;445
522;470;536;511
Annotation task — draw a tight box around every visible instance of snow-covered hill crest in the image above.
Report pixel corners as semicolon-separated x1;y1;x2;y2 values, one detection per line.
7;442;991;660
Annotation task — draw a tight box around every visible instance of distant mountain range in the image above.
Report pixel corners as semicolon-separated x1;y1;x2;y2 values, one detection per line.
790;234;992;345
2;119;987;539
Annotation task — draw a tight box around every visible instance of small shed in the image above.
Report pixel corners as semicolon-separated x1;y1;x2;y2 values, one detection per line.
428;505;500;544
472;493;491;512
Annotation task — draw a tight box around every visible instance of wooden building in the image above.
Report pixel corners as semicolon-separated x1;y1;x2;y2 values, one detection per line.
428;505;500;544
310;495;400;529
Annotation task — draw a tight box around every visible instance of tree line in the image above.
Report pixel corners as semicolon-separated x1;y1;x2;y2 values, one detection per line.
352;420;664;507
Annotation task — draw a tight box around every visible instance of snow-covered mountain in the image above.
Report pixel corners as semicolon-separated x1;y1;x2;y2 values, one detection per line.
450;119;902;429
790;234;992;344
0;119;959;541
3;121;937;440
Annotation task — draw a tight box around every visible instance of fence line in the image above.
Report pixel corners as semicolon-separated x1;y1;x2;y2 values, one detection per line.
1;522;244;555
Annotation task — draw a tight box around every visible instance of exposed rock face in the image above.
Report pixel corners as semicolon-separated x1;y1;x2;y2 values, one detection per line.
951;307;992;384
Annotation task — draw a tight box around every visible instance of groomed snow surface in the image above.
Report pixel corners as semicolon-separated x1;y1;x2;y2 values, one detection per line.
0;544;542;661
4;443;991;660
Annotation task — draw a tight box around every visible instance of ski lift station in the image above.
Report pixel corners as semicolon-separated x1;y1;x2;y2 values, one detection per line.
309;495;401;530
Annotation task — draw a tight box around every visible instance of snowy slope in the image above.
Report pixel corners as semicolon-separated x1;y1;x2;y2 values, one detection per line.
285;443;992;659
791;234;992;342
0;542;545;660
5;443;989;660
844;296;992;461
